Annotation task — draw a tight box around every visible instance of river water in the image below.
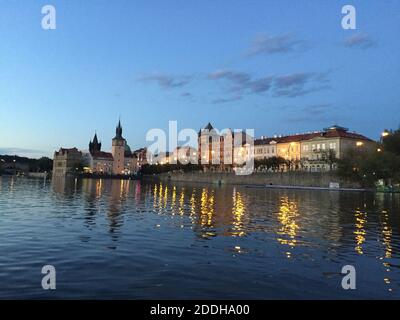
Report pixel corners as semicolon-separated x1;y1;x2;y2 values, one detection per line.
0;176;399;299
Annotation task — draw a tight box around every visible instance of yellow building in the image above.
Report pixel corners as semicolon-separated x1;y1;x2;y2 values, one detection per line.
300;125;375;171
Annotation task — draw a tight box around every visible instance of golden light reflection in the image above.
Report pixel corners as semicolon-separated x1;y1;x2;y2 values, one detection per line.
200;188;215;227
381;209;393;292
157;182;163;211
163;185;168;209
277;196;299;251
95;179;103;198
232;189;246;237
190;190;196;218
381;210;392;259
354;209;367;255
171;186;177;215
179;188;185;215
153;184;158;209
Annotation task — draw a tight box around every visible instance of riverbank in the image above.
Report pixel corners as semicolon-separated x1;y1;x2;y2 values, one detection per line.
143;171;362;189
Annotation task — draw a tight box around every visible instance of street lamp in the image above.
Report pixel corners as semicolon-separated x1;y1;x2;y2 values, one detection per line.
380;130;390;144
381;130;390;138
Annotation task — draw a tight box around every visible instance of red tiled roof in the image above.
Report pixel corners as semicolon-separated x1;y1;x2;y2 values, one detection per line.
322;130;373;141
255;129;373;144
277;133;320;143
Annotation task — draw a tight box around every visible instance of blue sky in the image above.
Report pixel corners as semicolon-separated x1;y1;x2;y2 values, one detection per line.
0;0;399;158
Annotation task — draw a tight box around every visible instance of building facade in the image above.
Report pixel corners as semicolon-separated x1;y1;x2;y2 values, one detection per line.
56;120;139;176
254;138;278;160
300;125;375;171
252;125;375;172
172;146;198;164
53;148;82;177
197;123;252;171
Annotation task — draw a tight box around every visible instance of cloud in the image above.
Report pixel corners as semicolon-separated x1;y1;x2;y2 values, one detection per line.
212;96;242;104
274;72;330;98
137;73;193;89
208;69;330;100
246;33;307;57
207;70;273;95
343;33;376;49
208;70;251;86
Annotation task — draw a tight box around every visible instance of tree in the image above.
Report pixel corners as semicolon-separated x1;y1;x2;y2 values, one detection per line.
382;128;400;156
337;147;400;187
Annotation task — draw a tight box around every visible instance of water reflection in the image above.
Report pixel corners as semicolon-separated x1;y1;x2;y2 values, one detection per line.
276;196;300;258
49;178;400;258
354;208;367;255
50;178;400;287
1;176;399;298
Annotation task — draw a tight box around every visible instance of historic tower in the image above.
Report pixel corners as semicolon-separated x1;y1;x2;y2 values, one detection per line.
89;133;102;155
111;120;126;175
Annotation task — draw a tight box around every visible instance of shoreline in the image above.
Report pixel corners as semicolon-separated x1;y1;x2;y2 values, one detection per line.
245;184;371;192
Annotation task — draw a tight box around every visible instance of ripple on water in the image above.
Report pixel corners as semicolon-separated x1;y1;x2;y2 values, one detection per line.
0;177;399;299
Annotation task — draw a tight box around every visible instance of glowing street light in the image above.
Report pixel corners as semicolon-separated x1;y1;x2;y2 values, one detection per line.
381;131;390;138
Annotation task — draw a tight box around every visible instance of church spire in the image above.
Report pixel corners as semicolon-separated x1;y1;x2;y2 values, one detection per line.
114;119;123;140
89;132;102;154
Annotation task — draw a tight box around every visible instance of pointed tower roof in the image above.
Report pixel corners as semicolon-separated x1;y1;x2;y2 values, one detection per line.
113;119;124;140
204;122;214;130
93;132;99;144
198;122;215;135
89;131;102;154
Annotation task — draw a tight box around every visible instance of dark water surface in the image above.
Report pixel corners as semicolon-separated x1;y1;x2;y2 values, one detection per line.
0;176;399;299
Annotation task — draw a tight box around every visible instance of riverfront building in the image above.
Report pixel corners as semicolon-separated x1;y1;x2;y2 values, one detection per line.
196;123;375;172
54;121;139;176
52;147;83;177
254;125;375;171
197;122;253;172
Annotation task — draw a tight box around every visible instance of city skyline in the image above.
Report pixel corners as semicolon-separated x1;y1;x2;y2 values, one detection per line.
1;0;399;158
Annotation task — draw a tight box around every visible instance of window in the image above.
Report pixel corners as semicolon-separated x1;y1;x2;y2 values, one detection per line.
322;143;326;150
